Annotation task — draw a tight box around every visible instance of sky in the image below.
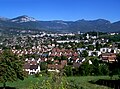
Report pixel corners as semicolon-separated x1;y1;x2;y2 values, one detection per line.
0;0;120;22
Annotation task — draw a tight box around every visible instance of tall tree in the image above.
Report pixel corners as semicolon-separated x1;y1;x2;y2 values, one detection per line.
92;58;101;75
0;50;26;88
79;61;93;76
96;41;101;51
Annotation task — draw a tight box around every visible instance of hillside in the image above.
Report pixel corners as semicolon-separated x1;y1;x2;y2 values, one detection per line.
0;15;120;33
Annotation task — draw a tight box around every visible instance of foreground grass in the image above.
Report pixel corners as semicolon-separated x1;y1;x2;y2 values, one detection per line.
0;75;118;89
67;76;112;89
0;76;45;89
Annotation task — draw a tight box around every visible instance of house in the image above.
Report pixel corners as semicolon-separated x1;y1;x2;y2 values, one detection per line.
100;47;120;54
77;48;86;54
88;50;101;56
49;48;78;58
112;48;120;53
47;60;67;72
24;58;41;75
100;48;111;53
48;64;63;72
100;53;117;63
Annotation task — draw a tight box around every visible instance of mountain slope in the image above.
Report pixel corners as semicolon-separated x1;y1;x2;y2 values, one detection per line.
110;21;120;32
10;15;37;23
0;15;120;33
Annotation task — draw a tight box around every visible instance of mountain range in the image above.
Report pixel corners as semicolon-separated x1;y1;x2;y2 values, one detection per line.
0;15;120;33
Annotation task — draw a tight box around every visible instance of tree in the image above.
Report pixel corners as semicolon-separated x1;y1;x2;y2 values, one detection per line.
77;42;85;48
109;54;120;77
40;62;47;71
117;54;120;67
54;56;60;60
88;45;94;51
91;58;109;75
79;61;93;76
118;43;120;49
81;50;88;57
64;65;73;76
0;50;26;88
61;55;67;60
96;41;101;51
99;63;109;75
92;59;100;75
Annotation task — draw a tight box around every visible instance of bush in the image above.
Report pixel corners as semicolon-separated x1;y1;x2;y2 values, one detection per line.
35;72;40;77
64;65;73;76
29;72;81;89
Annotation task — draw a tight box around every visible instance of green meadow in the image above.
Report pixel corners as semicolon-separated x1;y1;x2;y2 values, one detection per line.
0;75;115;89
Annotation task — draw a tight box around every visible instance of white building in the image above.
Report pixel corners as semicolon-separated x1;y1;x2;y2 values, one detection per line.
100;48;111;53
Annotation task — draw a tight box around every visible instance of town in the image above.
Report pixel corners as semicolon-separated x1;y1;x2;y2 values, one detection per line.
0;31;120;74
1;30;120;89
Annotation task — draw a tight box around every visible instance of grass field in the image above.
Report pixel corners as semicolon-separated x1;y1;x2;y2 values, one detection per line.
0;75;116;89
67;76;112;89
0;76;45;89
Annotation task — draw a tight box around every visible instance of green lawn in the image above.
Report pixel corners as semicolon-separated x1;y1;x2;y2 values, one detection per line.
67;76;112;89
0;76;45;89
0;75;117;89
